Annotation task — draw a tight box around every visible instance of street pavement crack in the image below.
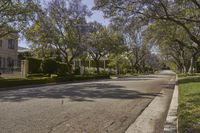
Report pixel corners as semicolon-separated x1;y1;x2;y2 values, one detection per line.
48;118;70;133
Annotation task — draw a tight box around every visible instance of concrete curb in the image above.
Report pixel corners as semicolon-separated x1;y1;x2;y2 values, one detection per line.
125;77;176;133
163;75;178;133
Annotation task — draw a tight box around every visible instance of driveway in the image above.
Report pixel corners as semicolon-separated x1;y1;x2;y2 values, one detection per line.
0;71;176;133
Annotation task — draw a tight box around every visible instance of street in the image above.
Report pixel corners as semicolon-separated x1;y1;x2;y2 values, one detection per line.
0;71;176;133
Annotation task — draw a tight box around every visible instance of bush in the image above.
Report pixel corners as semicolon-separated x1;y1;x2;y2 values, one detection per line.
41;59;57;75
27;74;47;78
74;67;80;75
100;70;110;75
57;62;68;76
27;58;42;74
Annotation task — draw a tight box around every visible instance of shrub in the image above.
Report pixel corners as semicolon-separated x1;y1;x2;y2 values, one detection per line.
41;59;57;75
27;58;42;74
100;70;110;75
74;67;80;75
57;62;68;76
27;74;47;78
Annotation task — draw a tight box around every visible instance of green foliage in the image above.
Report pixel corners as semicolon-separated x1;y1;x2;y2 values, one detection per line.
57;62;68;76
88;23;125;59
25;0;92;69
108;54;129;75
74;67;80;75
95;0;200;73
196;58;200;73
18;52;32;60
0;0;38;38
41;59;57;75
28;58;42;74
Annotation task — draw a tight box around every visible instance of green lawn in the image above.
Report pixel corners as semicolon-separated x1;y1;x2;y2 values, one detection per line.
178;76;200;133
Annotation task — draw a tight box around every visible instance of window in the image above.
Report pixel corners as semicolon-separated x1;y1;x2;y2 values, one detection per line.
7;57;14;68
0;40;2;48
2;58;5;68
8;39;15;49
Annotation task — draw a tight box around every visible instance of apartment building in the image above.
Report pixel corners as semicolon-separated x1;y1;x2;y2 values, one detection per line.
0;33;18;71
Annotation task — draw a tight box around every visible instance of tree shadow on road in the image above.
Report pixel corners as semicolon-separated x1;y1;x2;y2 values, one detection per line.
0;83;161;102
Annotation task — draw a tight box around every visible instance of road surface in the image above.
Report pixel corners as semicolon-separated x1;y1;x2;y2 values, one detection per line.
0;71;176;133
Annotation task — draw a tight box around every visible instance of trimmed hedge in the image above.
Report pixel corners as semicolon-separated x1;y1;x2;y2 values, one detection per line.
57;62;68;76
28;58;42;74
41;59;57;75
28;58;69;75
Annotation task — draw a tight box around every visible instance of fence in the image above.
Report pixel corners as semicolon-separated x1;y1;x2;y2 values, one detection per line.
0;60;22;78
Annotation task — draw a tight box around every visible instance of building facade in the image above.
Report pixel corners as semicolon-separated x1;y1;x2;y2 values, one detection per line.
0;34;18;72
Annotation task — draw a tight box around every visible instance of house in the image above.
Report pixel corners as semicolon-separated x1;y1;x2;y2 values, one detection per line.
0;33;18;71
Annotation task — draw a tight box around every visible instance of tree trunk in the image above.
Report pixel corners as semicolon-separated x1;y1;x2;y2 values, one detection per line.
67;63;73;74
188;51;199;74
116;64;120;75
188;57;194;74
64;59;73;75
95;60;100;74
183;65;187;74
131;62;134;74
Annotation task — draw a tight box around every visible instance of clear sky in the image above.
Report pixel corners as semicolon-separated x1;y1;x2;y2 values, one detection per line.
83;0;110;25
19;0;110;47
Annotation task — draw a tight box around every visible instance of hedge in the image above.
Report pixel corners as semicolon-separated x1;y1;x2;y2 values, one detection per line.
28;58;42;74
57;62;68;76
40;59;57;75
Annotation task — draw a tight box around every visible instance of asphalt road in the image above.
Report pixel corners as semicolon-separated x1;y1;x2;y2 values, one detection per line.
0;71;176;133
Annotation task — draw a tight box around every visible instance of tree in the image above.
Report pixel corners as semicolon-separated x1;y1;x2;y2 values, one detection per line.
86;22;125;74
26;0;92;73
123;26;151;74
18;52;32;60
0;0;38;38
95;0;200;48
145;20;199;73
108;53;129;75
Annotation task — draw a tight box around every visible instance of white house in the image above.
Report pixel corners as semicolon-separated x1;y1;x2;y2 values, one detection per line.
0;33;18;71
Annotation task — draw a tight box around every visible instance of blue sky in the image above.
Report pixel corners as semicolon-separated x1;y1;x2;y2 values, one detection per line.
82;0;110;25
19;0;110;47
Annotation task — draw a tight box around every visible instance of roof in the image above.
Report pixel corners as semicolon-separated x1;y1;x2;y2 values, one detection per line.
18;46;31;53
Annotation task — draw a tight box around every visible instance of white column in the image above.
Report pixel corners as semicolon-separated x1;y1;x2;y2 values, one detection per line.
21;60;29;77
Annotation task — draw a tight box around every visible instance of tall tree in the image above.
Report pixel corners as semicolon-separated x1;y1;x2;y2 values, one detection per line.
124;26;151;73
87;22;125;74
95;0;200;51
26;0;92;73
145;20;198;73
0;0;38;38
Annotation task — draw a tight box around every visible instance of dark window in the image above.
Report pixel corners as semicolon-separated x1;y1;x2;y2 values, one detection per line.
8;39;15;49
3;58;5;68
7;57;14;68
0;40;2;48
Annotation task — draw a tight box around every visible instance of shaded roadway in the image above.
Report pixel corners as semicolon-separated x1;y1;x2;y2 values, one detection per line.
0;71;176;133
